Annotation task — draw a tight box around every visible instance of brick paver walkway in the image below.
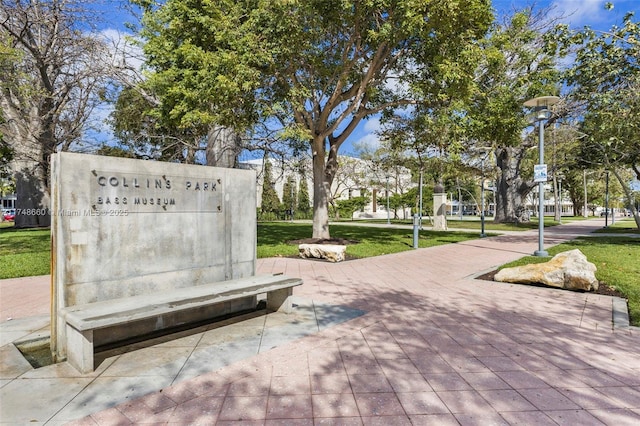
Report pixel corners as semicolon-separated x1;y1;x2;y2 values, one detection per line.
7;219;640;425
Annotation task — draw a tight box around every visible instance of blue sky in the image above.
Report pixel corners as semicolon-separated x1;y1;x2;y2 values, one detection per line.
89;0;639;157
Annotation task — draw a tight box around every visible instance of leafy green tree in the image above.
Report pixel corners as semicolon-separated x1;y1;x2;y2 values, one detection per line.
135;0;492;238
110;86;203;163
403;185;436;215
260;159;281;218
282;175;297;219
470;9;561;223
558;11;640;226
334;196;369;221
380;102;468;192
394;193;411;218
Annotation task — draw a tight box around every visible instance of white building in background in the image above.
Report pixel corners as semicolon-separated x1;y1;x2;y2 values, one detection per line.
1;193;16;211
240;156;414;219
0;174;16;212
241;158;583;221
524;183;575;218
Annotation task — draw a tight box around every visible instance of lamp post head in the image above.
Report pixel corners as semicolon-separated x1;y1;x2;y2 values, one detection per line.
524;96;559;123
523;96;560;108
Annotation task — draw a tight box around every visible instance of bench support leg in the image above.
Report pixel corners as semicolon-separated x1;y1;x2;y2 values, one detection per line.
65;324;95;374
267;288;294;313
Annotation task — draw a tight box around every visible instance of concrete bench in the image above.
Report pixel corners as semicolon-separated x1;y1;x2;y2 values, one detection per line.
60;274;302;373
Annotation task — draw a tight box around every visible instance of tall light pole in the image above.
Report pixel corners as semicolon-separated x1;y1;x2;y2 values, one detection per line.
605;171;610;227
418;170;423;229
457;178;463;220
477;147;493;237
524;96;559;257
480;155;487;238
386;173;390;225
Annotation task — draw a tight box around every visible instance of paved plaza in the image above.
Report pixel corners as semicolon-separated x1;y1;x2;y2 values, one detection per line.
1;218;639;425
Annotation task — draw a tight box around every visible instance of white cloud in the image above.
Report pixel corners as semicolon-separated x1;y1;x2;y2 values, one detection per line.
352;116;383;153
355;132;381;149
339;116;383;155
551;0;607;27
85;103;115;145
549;0;638;29
363;116;382;133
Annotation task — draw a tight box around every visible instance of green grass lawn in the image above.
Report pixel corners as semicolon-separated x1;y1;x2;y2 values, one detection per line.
498;236;640;326
0;226;51;279
592;218;640;234
258;222;480;258
445;219;552;231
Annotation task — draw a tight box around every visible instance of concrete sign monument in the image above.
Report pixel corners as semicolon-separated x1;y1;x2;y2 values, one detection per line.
432;182;448;231
50;152;259;363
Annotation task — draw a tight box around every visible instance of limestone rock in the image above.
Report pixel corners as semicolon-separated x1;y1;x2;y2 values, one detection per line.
299;244;346;262
494;249;598;291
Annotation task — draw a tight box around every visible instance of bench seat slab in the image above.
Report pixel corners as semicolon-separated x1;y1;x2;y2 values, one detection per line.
60;274;302;373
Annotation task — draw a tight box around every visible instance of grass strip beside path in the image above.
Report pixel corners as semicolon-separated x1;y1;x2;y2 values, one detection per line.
257;222;480;258
497;236;640;326
592;218;640;234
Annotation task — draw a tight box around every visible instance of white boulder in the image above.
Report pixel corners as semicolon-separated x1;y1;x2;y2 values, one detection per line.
494;249;598;291
299;244;346;263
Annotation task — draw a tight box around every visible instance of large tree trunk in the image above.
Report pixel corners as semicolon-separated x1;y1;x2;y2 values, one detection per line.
494;146;535;223
206;125;239;168
13;158;50;228
571;199;582;217
311;137;339;239
568;180;583;217
3;103;52;228
312;148;331;239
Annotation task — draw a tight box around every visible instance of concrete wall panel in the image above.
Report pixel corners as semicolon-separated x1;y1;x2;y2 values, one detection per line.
51;152;256;358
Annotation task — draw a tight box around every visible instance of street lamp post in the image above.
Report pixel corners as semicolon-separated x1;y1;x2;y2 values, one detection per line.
524;96;560;257
418;170;423;229
605;171;610;227
457;178;463;221
480;156;486;238
386;173;390;225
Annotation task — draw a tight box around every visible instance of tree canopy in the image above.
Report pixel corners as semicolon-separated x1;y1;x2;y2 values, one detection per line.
557;10;640;226
135;0;493;238
471;9;561;223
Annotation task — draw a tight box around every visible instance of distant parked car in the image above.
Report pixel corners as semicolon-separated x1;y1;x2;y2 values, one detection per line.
3;209;15;221
600;209;613;217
